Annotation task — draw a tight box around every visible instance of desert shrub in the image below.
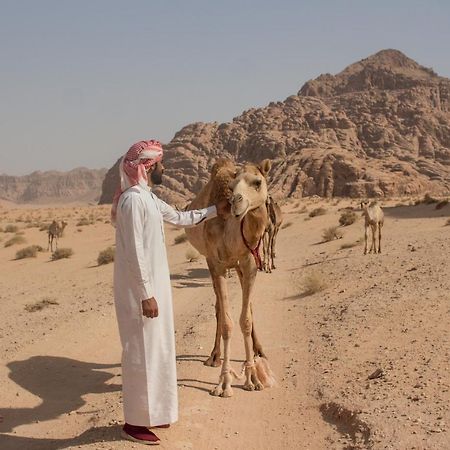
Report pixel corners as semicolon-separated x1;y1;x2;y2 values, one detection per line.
309;207;327;218
97;246;115;265
340;239;362;250
25;297;59;312
185;248;200;262
174;233;188;245
339;210;357;226
4;224;18;233
15;245;44;259
51;247;73;260
303;272;327;296
436;199;448;210
4;234;26;247
322;226;343;242
281;221;293;229
76;217;94;226
416;193;438;205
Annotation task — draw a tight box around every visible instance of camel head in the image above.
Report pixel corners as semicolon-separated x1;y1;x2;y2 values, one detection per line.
360;200;369;211
229;159;271;218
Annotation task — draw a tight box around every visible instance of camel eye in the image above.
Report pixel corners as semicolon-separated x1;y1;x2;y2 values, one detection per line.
253;179;262;190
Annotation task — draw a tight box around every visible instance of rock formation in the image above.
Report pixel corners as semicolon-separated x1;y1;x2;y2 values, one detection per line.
100;49;450;204
0;168;107;204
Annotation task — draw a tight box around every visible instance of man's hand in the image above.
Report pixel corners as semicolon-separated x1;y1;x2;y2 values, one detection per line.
216;198;231;219
142;298;159;318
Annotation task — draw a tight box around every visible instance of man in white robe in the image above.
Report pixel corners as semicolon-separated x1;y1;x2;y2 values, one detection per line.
112;140;226;445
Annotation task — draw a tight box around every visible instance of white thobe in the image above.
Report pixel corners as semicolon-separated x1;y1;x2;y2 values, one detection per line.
113;184;216;427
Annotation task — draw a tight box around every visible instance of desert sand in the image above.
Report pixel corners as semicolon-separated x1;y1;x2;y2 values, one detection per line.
0;197;448;449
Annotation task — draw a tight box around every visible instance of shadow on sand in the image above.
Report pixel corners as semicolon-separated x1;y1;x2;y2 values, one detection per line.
0;356;121;450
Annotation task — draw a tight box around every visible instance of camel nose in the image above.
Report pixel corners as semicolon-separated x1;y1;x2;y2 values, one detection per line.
233;194;243;205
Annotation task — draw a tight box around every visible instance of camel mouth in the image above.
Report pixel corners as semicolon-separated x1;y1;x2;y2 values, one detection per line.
231;201;249;219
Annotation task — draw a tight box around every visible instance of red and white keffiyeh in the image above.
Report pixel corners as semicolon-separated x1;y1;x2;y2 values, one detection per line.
111;140;163;224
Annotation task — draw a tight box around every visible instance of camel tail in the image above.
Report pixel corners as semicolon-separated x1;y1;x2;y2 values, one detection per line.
254;356;277;388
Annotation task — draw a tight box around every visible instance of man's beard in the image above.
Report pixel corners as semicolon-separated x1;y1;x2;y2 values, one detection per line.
150;170;163;185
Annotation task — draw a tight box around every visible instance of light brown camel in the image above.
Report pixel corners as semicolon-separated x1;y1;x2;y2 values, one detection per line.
263;196;283;273
47;220;67;252
186;158;276;397
361;201;384;254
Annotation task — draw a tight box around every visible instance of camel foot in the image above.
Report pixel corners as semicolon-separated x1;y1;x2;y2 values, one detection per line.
378;249;382;254
210;372;233;397
243;381;255;391
253;381;264;391
204;355;221;367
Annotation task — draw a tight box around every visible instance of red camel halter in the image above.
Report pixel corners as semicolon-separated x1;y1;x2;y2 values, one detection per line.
240;218;263;271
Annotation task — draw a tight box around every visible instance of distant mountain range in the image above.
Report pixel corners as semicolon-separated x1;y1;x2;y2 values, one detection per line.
0;167;107;204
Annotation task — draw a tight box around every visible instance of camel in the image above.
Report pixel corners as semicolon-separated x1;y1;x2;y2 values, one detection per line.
262;196;283;273
186;158;276;397
361;201;384;254
47;220;67;252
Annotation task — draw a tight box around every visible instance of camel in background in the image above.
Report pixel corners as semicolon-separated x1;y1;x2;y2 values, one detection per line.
361;201;384;254
186;158;276;397
47;220;67;252
263;196;283;273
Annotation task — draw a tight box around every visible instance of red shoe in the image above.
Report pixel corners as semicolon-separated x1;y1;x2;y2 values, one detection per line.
121;423;160;445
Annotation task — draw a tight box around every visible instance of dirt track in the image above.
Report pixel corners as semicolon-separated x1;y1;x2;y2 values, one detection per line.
0;199;448;449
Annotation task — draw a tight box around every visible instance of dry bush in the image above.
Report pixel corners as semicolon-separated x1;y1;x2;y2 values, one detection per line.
309;207;327;218
303;272;327;296
436;199;448;210
322;226;343;242
76;217;94;226
98;246;115;265
416;193;438;205
15;245;44;259
281;221;293;229
340;238;362;250
185;247;200;262
174;233;188;245
4;224;18;233
4;234;26;247
25;297;59;312
51;247;73;260
339;210;357;226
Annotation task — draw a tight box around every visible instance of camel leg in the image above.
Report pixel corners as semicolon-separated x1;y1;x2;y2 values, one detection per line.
209;266;234;398
270;226;278;270
369;224;376;253
204;290;222;367
47;233;51;252
262;231;270;273
236;266;266;358
378;223;382;254
364;225;368;254
239;256;265;391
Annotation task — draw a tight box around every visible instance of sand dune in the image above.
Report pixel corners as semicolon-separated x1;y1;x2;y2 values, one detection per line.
0;198;448;449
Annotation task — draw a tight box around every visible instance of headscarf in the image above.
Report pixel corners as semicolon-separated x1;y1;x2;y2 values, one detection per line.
111;140;163;225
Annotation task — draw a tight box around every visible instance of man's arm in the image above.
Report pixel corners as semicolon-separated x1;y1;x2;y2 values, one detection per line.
155;196;218;228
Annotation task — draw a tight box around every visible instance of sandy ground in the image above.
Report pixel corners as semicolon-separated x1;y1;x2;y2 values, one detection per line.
0;197;448;450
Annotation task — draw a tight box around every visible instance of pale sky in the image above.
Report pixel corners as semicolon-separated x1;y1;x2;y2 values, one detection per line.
1;0;449;175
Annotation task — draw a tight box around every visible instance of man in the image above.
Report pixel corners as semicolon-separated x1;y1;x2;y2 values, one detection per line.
112;140;227;445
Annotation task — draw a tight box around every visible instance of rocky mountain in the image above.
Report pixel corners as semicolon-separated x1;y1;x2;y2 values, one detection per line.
99;49;450;204
0;167;107;204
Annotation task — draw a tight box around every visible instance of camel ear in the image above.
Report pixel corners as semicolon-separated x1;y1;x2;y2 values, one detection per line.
258;159;272;178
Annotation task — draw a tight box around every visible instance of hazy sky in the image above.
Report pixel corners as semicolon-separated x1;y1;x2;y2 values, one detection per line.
1;0;449;175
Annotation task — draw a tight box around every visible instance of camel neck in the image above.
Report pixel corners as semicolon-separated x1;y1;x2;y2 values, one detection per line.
242;205;267;248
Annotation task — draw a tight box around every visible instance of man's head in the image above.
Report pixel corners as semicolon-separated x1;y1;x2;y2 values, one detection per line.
147;160;165;186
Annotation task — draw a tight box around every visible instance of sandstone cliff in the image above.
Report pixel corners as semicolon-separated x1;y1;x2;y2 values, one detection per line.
99;49;450;204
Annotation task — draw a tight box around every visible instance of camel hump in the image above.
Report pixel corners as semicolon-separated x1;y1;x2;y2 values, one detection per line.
209;158;237;203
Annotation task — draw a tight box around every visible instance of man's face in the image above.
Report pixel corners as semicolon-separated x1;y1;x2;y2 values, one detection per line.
149;161;164;185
